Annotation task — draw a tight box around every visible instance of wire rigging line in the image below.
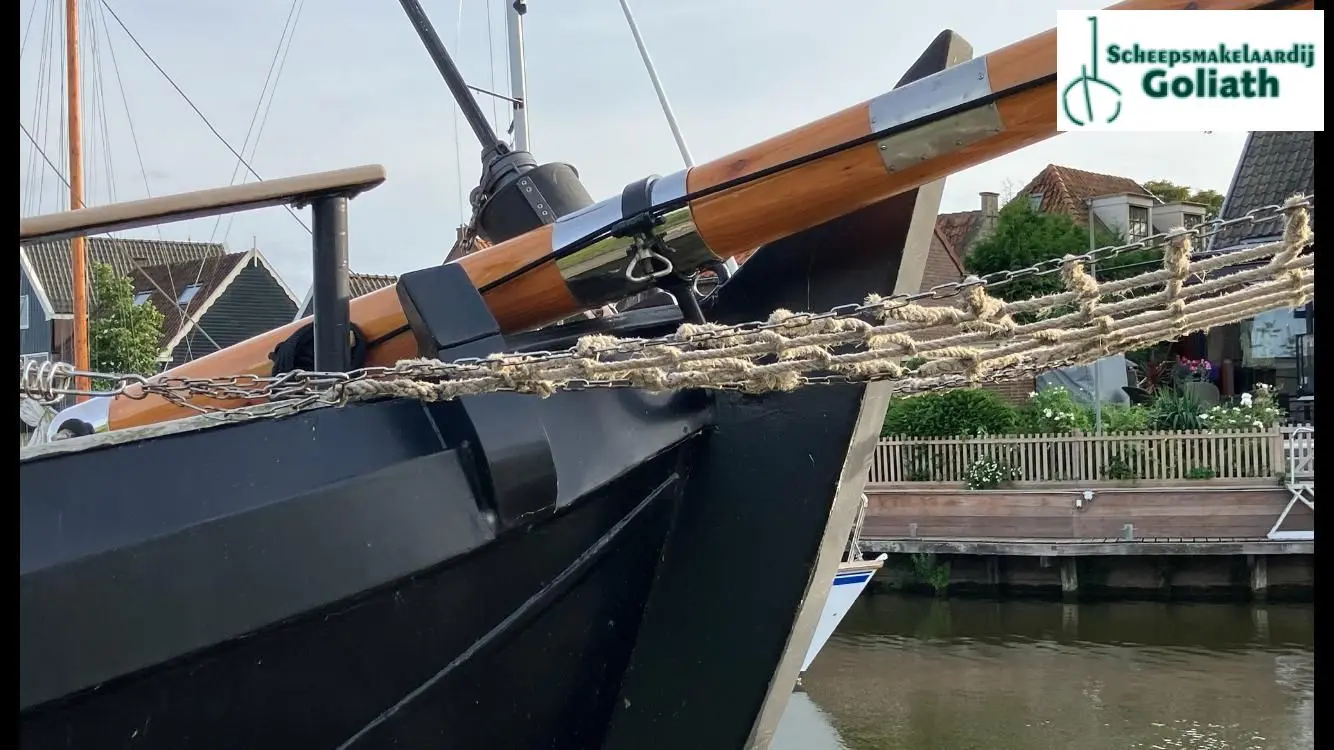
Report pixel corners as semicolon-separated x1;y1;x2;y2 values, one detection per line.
86;5;119;206
20;0;42;62
26;0;59;214
20;120;71;192
452;0;467;221
219;0;306;246
485;0;500;135
59;0;69;211
500;0;512;138
210;0;302;243
97;0;310;235
20;0;48;213
95;0;160;239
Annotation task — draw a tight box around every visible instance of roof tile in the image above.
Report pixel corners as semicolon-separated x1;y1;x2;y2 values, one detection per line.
349;272;398;298
298;272;399;317
1012;164;1153;220
129;253;249;347
936;211;984;254
1210;132;1315;251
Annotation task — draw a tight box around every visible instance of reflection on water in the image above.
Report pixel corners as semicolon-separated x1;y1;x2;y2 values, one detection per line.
772;597;1313;750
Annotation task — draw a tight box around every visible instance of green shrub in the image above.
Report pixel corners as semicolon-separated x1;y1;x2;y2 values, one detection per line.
1148;389;1205;431
1100;403;1150;433
1018;386;1092;433
963;455;1020;489
882;388;1019;438
1199;384;1283;430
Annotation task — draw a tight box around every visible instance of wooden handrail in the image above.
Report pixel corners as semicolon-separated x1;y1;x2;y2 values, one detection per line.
19;164;387;245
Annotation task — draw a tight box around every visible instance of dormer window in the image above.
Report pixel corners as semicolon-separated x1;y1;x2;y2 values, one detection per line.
177;284;202;305
133;291;153;306
1128;205;1151;240
1183;213;1204;230
1028;193;1043;211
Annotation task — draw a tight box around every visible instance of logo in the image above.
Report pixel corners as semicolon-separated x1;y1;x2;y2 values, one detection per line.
1061;17;1123;126
1056;10;1324;133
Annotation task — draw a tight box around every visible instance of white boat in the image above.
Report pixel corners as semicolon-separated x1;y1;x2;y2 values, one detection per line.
798;496;887;678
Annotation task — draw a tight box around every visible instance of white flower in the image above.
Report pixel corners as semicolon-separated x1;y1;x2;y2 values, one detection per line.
1252;420;1264;428
1200;413;1211;420
1240;393;1253;406
1044;408;1053;418
1029;392;1038;399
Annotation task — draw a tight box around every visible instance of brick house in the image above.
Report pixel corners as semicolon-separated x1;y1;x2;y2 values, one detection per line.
936;165;1211;259
918;165;1211;406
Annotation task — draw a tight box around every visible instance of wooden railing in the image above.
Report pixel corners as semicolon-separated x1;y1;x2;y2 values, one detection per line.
868;425;1314;485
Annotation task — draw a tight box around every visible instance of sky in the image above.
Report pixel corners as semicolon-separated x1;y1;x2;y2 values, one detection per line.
19;0;1250;297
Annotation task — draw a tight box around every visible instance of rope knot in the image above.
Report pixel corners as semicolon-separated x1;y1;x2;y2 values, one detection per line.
963;284;1017;334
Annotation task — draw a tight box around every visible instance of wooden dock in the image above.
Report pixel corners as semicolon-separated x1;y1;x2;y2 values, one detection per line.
863;537;1314;557
862;481;1312;540
858;483;1314;601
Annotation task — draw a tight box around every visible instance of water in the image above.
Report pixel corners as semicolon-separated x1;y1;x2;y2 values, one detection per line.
772;596;1314;750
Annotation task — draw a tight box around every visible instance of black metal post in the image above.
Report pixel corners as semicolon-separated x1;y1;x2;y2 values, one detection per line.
311;195;351;372
396;0;505;153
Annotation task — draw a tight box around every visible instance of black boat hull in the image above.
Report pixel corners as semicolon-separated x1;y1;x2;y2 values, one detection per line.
22;434;696;749
20;30;971;749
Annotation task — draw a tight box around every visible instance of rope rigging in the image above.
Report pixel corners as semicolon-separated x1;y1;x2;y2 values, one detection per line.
20;197;1315;434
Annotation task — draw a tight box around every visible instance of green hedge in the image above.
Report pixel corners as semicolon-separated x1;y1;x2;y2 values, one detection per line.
881;388;1019;438
881;388;1161;438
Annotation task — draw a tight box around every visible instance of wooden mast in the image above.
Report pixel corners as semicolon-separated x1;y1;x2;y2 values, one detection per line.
66;0;90;400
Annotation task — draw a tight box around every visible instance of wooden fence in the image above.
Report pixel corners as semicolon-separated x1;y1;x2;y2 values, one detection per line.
869;425;1313;485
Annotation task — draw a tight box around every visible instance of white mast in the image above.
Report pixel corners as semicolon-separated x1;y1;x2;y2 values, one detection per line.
616;0;693;168
505;1;530;151
616;0;738;275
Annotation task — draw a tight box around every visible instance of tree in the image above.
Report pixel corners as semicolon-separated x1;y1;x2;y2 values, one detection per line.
963;199;1163;323
1142;179;1225;219
88;261;166;381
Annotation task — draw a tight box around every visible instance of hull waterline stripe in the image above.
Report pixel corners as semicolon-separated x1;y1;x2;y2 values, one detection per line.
832;573;873;587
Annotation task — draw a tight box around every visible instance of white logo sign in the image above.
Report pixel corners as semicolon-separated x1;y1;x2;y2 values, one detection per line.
1056;10;1324;132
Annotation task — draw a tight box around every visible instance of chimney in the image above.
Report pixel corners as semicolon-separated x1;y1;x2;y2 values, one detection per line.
980;192;999;217
979;191;1000;235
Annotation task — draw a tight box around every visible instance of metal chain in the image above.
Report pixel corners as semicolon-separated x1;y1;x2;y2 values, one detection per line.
19;196;1313;422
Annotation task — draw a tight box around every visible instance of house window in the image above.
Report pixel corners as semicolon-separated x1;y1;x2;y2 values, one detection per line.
133;291;153;306
177;284;203;305
20;294;29;330
1183;213;1204;230
1128;205;1151;240
20;352;49;363
1028;193;1044;211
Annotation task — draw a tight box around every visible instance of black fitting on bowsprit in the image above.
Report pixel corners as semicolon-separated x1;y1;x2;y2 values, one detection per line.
611;175;661;237
613;175;705;324
473;153;595;245
269;322;369;374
